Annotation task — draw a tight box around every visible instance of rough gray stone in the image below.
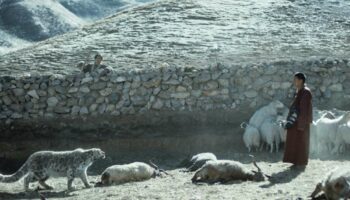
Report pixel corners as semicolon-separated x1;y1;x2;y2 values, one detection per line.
71;106;80;115
100;88;113;96
54;107;70;114
106;104;116;112
79;106;89;115
329;84;343;92
244;90;258;98
13;88;25;96
171;92;190;99
79;86;90;93
27;90;39;99
47;97;59;107
89;104;98;112
68;87;78;93
90;82;107;90
98;104;107;114
195;72;211;83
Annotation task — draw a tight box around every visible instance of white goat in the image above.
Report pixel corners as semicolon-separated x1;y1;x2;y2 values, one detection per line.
241;100;286;152
241;122;260;152
310;110;336;154
97;161;166;186
185;152;217;172
191;156;268;184
333;123;350;154
311;168;350;200
316;112;350;154
260;117;285;153
248;100;285;129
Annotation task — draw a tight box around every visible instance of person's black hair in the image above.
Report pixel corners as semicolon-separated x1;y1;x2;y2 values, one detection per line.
95;54;103;59
294;72;306;83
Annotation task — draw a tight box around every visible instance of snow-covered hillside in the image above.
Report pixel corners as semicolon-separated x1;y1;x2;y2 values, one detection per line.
0;0;153;54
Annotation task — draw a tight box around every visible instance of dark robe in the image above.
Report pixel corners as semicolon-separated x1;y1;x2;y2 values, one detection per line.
283;86;313;166
82;64;111;74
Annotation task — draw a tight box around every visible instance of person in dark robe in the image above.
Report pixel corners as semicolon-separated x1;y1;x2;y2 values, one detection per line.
283;72;313;169
82;54;112;75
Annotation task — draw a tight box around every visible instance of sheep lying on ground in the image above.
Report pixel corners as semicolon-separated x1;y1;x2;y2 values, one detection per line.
315;112;350;154
96;161;167;186
180;153;217;172
241;122;260;152
191;156;269;184
311;168;350;200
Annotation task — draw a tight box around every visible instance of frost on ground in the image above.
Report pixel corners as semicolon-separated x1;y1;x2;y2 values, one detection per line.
0;152;349;200
0;0;350;76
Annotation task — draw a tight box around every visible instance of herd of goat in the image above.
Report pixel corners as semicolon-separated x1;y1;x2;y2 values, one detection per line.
241;100;350;155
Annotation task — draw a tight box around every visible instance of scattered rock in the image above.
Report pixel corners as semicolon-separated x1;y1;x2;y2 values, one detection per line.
27;90;39;99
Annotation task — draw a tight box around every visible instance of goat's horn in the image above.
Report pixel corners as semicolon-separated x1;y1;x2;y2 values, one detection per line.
249;155;262;172
240;122;247;129
148;160;159;170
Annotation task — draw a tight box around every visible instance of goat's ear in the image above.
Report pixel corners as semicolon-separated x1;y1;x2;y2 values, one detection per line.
252;170;258;174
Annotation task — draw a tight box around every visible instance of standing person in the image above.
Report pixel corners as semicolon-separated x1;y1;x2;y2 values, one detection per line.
283;72;313;169
82;53;112;75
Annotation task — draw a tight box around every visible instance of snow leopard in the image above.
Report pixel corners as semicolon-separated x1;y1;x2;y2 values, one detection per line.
0;148;105;191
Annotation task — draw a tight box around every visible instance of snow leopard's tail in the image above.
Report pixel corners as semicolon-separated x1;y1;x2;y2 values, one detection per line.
0;161;29;183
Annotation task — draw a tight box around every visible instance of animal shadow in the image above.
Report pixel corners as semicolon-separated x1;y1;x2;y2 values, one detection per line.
260;166;305;188
0;190;77;200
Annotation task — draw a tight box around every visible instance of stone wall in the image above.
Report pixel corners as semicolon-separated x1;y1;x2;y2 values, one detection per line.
0;59;350;123
0;58;350;173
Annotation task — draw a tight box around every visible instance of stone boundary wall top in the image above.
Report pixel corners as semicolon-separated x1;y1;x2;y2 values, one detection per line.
1;59;350;124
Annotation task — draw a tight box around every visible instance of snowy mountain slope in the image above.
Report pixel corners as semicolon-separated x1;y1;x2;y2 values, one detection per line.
0;0;152;54
0;0;84;41
0;0;350;76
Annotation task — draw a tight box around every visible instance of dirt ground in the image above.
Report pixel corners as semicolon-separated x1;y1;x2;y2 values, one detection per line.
1;152;349;200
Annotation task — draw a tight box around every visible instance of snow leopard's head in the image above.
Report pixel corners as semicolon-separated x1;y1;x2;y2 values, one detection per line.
86;148;105;160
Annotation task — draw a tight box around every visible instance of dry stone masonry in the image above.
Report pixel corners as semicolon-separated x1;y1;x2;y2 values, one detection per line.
1;59;349;124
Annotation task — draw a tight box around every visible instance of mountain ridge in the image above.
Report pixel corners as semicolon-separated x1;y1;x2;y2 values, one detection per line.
0;0;350;76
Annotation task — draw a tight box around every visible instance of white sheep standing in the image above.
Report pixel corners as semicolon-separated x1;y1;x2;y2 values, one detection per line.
241;100;286;152
311;168;350;200
309;110;336;154
333;123;350;154
260;117;285;153
248;100;286;129
241;122;260;152
97;161;167;186
316;112;350;154
191;156;269;184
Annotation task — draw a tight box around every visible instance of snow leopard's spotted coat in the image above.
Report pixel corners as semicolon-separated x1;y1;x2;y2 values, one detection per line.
0;148;105;191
